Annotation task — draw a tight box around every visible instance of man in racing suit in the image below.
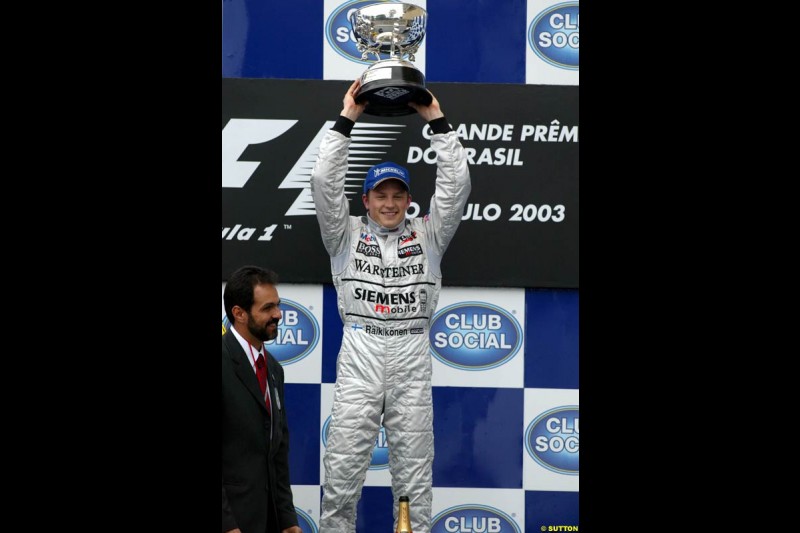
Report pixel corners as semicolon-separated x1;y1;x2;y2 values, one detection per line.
310;79;471;533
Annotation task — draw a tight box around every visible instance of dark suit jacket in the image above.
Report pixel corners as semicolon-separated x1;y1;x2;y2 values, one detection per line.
222;332;298;533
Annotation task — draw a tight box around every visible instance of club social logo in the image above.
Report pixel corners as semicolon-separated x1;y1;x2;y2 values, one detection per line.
221;298;319;365
430;302;522;370
525;405;579;475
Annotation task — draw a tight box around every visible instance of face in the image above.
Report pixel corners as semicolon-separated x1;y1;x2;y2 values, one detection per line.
362;179;411;228
243;283;282;343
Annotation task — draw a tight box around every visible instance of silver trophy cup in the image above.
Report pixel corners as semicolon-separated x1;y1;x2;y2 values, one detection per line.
350;2;431;116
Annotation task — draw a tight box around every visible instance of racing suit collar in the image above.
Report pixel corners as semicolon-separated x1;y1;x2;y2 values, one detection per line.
366;213;405;235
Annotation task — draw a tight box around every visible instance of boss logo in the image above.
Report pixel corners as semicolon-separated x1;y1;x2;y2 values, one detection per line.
356;241;382;258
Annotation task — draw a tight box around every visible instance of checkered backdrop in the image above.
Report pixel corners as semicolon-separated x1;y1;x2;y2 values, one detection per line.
222;0;579;86
222;283;578;532
222;1;579;530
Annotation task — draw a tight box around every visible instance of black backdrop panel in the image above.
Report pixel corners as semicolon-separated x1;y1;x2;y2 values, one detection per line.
222;78;578;288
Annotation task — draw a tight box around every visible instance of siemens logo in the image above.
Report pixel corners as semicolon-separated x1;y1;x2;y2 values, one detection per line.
322;416;390;470
430;302;522;370
354;288;417;305
295;507;318;533
525;406;579;475
528;2;579;70
326;0;392;64
262;299;319;365
431;505;521;533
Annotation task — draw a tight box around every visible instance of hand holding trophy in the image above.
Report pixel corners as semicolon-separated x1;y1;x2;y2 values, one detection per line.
349;2;431;116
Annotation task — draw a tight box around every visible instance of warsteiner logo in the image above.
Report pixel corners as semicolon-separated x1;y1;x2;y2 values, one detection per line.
354;258;424;278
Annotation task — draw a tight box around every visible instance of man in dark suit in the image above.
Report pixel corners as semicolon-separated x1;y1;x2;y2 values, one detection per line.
222;266;302;533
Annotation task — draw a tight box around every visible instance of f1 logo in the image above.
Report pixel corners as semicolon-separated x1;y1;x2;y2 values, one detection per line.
221;119;297;188
222;118;398;217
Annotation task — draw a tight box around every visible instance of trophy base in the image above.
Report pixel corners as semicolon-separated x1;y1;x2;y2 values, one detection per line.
355;59;432;117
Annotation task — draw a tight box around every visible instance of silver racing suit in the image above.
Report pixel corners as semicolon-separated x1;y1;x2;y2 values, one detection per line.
310;127;471;533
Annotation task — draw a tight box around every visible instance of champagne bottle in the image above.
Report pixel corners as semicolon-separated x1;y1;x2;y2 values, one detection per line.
395;495;412;533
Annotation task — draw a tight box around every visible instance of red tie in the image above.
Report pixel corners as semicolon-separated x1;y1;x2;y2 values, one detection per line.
255;353;271;415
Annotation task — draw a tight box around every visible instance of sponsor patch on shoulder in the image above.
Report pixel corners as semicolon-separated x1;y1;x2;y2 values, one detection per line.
357;241;382;258
398;244;422;257
399;231;417;245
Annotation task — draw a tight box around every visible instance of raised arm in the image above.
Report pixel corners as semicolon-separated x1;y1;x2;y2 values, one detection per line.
310;80;367;261
411;91;471;255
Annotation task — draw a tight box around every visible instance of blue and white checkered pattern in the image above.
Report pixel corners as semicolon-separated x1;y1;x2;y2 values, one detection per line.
222;0;578;86
222;1;579;528
223;283;579;531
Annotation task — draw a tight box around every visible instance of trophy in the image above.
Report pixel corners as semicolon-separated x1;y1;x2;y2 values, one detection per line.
349;2;432;116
